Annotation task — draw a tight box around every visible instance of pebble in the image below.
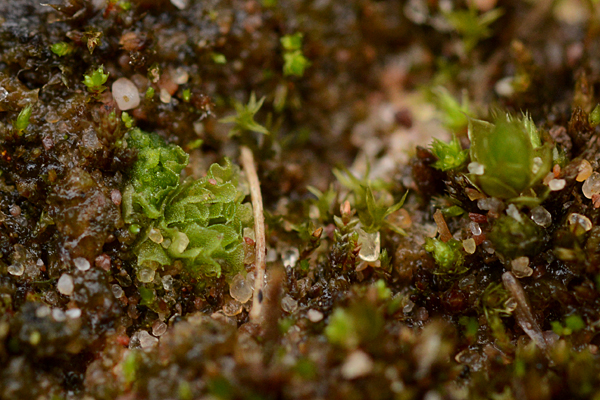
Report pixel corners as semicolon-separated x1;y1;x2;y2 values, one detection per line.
506;204;522;222
152;321;168;337
530;206;552;227
162;275;174;291
467;162;484;175
358;230;380;262
148;228;163;244
582;172;600;199
7;263;24;276
111;284;124;299
66;308;81;319
57;274;74;295
112;78;140;110
548;179;566;191
74;257;90;271
462;238;476;254
341;350;374;379
307;309;323;322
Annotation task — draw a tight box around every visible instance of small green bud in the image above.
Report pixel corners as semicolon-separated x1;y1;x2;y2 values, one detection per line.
83;65;109;95
121;111;134;128
281;33;304;51
51;42;74;57
129;224;141;235
182;88;191;102
211;53;226;64
424;237;464;274
430;134;468;171
589;104;600;127
145;87;155;100
15;104;32;134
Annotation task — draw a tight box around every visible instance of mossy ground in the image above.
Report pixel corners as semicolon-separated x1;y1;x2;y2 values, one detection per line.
1;1;600;399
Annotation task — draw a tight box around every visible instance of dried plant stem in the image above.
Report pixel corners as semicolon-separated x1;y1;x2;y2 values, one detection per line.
240;146;266;321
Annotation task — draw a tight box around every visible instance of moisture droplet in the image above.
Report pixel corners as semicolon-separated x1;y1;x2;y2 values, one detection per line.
577;160;593;182
57;274;74;295
111;284;124;299
583;172;600;199
548;179;566;191
137;267;155;283
568;213;593;232
148;228;163;244
230;273;253;303
73;257;90;271
281;294;298;314
467;162;484;175
530;206;552;227
7;263;24;276
358;229;380;262
152;320;168;337
511;256;533;278
462;238;476;254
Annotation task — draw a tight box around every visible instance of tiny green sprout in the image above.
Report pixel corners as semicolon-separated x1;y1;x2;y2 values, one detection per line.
430;86;473;132
590;104;600;127
121;111;134;128
430;134;468;171
187;139;203;150
182;88;191;102
211;52;227;64
145;87;155;100
15;104;32;135
118;1;132;10
442;205;465;217
468;112;552;199
444;6;504;53
83;65;109;96
51;42;74;57
424;237;465;274
262;0;277;7
219;92;269;137
129;224;141;235
281;33;311;77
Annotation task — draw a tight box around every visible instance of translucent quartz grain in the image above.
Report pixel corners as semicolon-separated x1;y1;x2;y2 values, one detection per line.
307;309;324;322
162;274;174;291
230;273;253;303
148;228;163;244
152;321;168;337
139;331;158;349
506;204;522;223
281;294;298;313
111;284;124;299
568;213;592;232
358;230;381;262
137;267;155;283
530;206;552;227
57;274;74;295
582;172;600;199
576;160;593;182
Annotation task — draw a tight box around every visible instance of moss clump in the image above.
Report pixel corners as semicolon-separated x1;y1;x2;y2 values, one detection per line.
122;128;251;278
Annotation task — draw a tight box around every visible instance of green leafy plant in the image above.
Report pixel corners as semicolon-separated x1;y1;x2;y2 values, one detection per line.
219;92;269;137
430;133;468;171
333;167;407;234
430;86;473;132
83;65;109;98
122;128;251;278
467;113;552;200
281;33;311;77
